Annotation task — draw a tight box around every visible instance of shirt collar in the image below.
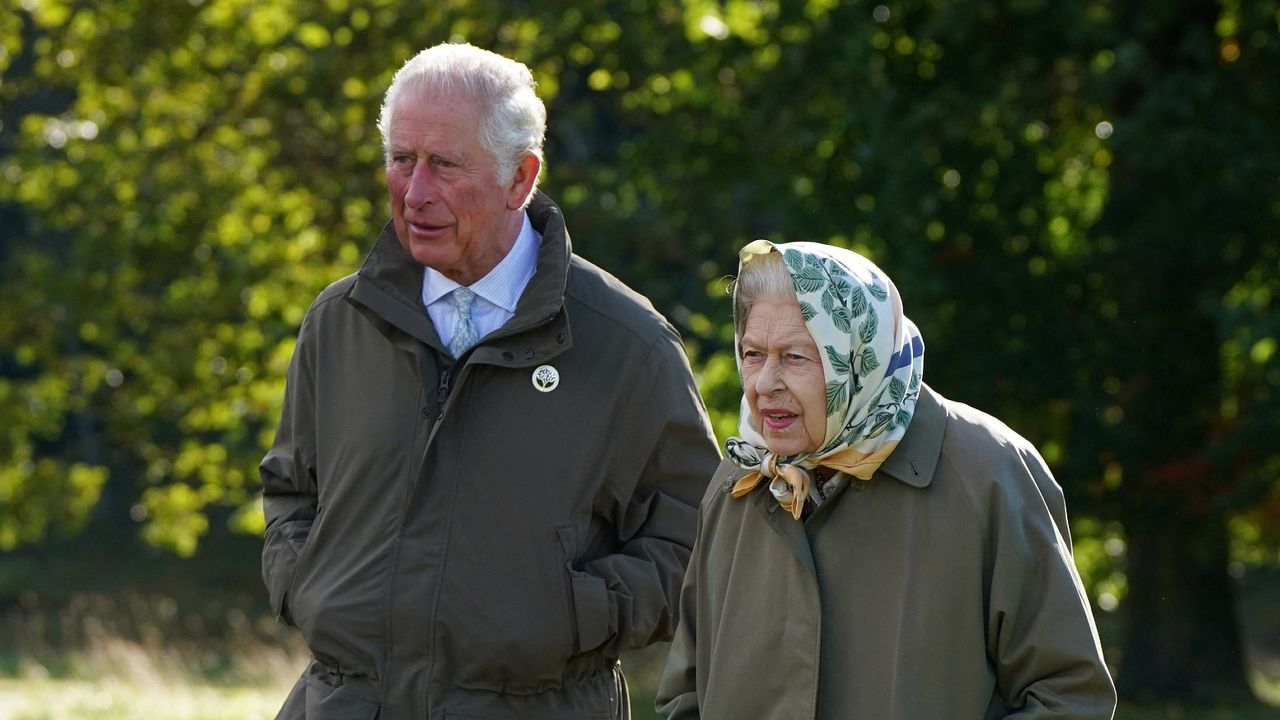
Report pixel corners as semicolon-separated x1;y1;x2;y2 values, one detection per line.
421;213;541;310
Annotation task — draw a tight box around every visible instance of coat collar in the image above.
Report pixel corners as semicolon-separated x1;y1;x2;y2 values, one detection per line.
875;383;945;488
345;192;574;367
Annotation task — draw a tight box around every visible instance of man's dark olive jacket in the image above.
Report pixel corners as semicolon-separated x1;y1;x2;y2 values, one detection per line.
260;192;720;719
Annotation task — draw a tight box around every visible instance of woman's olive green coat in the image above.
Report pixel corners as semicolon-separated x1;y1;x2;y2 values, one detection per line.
657;384;1116;720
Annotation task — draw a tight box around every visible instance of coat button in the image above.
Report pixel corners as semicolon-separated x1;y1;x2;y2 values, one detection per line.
421;407;430;418
720;478;733;492
556;332;565;344
502;351;514;361
523;348;535;360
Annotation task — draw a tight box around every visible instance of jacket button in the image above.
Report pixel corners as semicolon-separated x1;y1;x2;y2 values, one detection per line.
502;351;514;361
420;407;430;418
556;333;565;344
523;348;535;359
720;478;733;492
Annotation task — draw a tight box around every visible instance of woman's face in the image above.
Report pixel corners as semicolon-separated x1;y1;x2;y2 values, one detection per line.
739;296;827;457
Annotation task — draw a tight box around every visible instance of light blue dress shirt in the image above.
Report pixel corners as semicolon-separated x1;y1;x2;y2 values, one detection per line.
422;214;541;351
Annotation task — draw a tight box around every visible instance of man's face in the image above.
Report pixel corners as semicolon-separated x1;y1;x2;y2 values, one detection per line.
385;86;533;285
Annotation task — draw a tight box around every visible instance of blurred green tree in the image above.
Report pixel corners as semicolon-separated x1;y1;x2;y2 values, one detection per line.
1;0;1277;706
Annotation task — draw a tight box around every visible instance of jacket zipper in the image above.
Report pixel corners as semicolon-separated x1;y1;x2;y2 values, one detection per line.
436;365;452;419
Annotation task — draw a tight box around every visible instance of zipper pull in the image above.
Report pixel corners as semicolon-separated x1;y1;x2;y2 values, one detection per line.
437;366;452;406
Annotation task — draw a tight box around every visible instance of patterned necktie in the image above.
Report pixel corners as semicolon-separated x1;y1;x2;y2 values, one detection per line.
448;287;479;358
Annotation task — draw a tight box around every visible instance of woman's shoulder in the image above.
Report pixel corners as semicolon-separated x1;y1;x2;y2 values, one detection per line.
933;390;1047;478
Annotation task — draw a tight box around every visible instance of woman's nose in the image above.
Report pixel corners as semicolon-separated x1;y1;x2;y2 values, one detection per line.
754;356;785;395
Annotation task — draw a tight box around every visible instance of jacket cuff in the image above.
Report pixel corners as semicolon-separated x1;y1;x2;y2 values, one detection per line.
262;528;302;624
569;571;611;653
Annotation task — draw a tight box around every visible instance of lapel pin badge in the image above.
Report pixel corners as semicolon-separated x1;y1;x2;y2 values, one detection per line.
532;364;559;392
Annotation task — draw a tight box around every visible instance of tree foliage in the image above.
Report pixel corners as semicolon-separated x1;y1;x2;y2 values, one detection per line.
2;0;1278;703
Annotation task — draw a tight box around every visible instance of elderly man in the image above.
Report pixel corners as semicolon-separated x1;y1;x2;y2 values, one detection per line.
260;42;719;720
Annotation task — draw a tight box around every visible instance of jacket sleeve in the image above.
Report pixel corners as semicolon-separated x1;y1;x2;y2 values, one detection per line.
987;445;1118;718
260;310;320;626
575;325;721;658
654;500;706;719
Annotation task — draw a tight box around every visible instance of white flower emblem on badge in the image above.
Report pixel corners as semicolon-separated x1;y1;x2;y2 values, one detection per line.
531;364;559;393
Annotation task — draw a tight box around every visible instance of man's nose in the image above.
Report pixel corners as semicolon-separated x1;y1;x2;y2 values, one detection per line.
404;162;436;209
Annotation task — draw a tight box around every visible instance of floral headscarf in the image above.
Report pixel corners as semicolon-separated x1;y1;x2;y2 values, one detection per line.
726;240;925;519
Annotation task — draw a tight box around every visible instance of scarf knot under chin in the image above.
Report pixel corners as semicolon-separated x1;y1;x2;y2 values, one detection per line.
726;439;812;520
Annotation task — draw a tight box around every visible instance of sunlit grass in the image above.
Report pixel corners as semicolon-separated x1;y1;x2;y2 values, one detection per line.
0;677;288;720
0;591;307;720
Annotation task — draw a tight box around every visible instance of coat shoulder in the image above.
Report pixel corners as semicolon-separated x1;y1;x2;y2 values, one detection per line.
936;394;1048;480
933;392;1065;527
565;254;678;350
295;272;358;334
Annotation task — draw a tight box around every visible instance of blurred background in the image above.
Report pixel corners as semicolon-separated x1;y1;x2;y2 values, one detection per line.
1;0;1278;718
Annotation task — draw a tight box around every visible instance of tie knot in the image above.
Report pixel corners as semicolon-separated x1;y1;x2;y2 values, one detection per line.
451;287;476;320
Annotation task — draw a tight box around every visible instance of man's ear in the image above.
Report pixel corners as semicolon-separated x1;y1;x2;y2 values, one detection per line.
505;153;542;210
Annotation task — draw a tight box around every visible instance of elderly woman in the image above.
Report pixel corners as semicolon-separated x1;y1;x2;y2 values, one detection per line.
657;240;1116;719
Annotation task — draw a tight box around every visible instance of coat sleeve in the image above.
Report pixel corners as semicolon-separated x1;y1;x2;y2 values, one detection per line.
653;498;706;719
987;445;1118;719
574;325;721;659
259;309;321;626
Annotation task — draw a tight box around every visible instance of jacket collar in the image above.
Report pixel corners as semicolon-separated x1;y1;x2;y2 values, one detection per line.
345;192;574;367
875;383;945;488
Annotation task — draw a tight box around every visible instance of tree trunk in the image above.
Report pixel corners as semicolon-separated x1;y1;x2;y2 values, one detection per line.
1118;506;1257;704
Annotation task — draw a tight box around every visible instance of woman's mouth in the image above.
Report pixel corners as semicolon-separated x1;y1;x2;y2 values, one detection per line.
761;410;798;430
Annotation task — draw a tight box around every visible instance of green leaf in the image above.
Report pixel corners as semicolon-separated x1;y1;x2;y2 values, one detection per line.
826;345;851;374
784;249;804;273
868;279;889;302
793;267;824;294
859;346;879;375
821;290;835;312
859;309;879;343
798;301;818;321
850;284;868;318
826;380;848;416
829;276;852;301
895;410;911;428
832;306;852;333
867;411;895;438
889;376;905;403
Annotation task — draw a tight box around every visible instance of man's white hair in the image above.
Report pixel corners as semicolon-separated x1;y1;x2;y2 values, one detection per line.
377;42;546;199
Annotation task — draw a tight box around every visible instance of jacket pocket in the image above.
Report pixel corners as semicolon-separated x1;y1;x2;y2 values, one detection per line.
262;516;314;624
442;524;578;694
559;525;612;654
281;507;324;633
